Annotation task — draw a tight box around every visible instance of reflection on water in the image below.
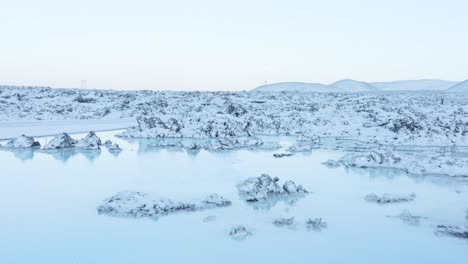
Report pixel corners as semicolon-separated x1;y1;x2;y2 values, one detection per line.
1;131;468;264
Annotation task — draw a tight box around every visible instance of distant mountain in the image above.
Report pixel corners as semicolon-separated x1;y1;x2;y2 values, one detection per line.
371;79;458;91
329;79;379;92
446;79;468;92
254;82;345;93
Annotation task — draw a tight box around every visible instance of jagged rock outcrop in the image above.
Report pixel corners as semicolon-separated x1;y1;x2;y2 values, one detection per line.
43;133;77;150
75;131;102;150
2;135;40;148
229;226;252;241
236;174;308;202
435;225;468;239
97;191;231;219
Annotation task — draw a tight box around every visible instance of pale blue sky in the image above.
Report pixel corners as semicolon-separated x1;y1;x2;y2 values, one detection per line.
1;0;467;90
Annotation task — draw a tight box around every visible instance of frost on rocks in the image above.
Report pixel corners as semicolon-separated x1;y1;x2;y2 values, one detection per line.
388;209;427;226
337;146;468;177
75;131;102;150
2;86;468;175
306;218;328;231
236;174;308;203
104;140;113;146
1;135;40;149
107;143;123;153
435;225;468;239
1;86;468;148
229;226;252;241
97;191;231;219
43;133;77;150
42;132;102;151
145;137;278;151
199;194;232;208
273;217;295;227
365;193;416;204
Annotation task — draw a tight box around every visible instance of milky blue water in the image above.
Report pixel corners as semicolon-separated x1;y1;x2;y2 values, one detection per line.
1;131;467;264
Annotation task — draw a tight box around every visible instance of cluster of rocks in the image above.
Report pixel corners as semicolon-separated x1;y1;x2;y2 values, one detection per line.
236;174;308;203
306;218;328;231
435;225;468;239
1;132;123;156
97;191;232;219
365;193;416;204
147;137;279;152
331;145;468;177
0;135;40;149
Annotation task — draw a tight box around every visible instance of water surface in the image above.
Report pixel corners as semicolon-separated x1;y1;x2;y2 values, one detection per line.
1;131;467;264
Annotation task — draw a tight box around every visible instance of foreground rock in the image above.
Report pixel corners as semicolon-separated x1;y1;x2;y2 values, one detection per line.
75;131;102;150
273;217;295;227
97;191;231;219
43;133;77;150
107;143;123;153
306;218;328;231
229;226;252;241
42;132;103;151
237;174;308;203
365;193;416;204
435;225;468;239
1;135;40;149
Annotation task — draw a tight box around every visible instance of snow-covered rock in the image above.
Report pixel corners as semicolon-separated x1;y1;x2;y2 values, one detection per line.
97;191;231;219
365;193;416;204
273;217;295;227
2;135;40;148
1;85;468;149
107;143;122;153
338;147;468;177
306;218;328;231
75;131;102;150
229;226;252;241
435;225;468;239
236;174;308;202
199;193;232;208
43;133;77;150
104;140;113;146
